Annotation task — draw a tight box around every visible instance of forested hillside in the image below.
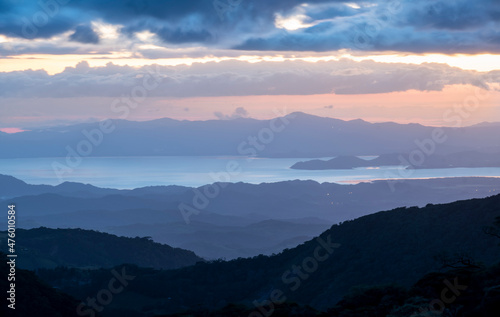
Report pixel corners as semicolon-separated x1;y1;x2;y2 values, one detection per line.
36;195;500;316
0;228;203;270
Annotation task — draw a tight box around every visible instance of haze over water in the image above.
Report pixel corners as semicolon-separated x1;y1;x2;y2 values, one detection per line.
2;156;500;189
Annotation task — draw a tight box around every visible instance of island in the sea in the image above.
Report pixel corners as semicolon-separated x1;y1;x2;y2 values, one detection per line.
290;151;500;170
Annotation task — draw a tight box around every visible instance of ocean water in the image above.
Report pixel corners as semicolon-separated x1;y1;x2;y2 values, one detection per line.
1;156;500;189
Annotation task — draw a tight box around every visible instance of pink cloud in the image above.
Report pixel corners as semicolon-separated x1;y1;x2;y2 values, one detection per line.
0;128;26;134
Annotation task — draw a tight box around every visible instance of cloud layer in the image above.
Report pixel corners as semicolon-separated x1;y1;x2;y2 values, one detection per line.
0;59;497;99
0;0;498;55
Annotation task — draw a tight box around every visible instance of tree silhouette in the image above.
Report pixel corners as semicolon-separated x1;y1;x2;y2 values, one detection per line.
483;216;500;240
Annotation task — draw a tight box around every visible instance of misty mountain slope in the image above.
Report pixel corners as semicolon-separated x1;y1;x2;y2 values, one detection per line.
0;174;120;199
0;228;203;270
9;176;500;221
179;178;500;220
39;194;500;315
2;113;500;158
4;174;500;222
1;193;169;216
105;219;331;259
0;174;191;200
3;175;500;259
16;208;260;230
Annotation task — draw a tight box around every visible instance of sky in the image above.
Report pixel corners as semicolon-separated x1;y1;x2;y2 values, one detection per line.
0;0;500;131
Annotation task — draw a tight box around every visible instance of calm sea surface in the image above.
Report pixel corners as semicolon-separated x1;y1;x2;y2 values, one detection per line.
1;156;500;189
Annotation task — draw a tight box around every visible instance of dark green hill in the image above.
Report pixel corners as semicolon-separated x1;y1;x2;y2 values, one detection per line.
0;228;203;270
155;264;500;317
0;252;82;317
36;195;500;315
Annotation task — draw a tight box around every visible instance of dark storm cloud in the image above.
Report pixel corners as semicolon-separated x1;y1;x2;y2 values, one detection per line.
0;0;498;53
69;25;99;44
155;27;212;44
122;21;214;44
403;0;498;31
304;3;362;20
236;0;500;53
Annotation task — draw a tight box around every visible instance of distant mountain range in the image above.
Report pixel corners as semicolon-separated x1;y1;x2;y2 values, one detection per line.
2;174;500;259
36;194;500;315
2;112;500;158
291;151;500;170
